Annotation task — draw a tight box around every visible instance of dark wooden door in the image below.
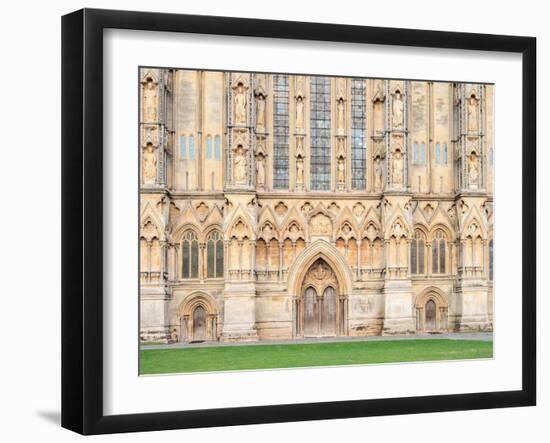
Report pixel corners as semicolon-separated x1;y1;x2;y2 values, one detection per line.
193;305;207;341
321;287;337;336
425;299;436;330
303;287;317;337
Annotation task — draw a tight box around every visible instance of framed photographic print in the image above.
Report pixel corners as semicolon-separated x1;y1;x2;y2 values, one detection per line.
61;8;536;435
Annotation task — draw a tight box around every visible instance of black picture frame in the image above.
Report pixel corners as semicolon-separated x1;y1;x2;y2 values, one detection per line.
61;8;536;435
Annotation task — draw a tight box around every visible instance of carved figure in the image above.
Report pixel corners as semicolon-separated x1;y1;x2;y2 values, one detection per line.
337;157;345;184
234;83;247;124
467;95;478;132
468;152;479;186
233;146;247;184
256;155;265;187
256;94;265;129
143;144;157;182
374;156;383;191
392;150;404;186
393;90;403;128
296;156;304;186
143;78;158;121
296;96;304;131
337;98;345;132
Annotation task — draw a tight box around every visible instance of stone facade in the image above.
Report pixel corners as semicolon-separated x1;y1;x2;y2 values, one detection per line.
139;68;494;344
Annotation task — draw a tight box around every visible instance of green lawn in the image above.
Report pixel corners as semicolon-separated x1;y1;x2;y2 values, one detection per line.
140;339;492;375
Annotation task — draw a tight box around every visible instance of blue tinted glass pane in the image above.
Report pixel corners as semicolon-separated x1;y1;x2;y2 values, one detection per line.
215;136;221;160
191;241;198;278
207;241;215;278
420;143;426;164
413;143;418;163
351;79;366;189
435;143;440;164
182;240;189;278
180;135;186;159
443;143;448;164
310;77;331;190
206;136;212;159
273;75;289;189
216;240;224;277
189;136;195;160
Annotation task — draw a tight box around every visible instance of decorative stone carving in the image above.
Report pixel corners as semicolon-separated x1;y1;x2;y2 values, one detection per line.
374;156;383;191
337;98;345;135
311;213;332;235
234;82;247;125
296;156;304;188
467;95;478;132
256;154;265;188
392;90;404;129
256;93;266;130
275;201;288;215
392;149;404;186
337;157;345;187
296;96;304;132
233;145;247;184
143;143;157;183
301;202;313;214
468;152;479;188
143;77;158;122
353;203;365;218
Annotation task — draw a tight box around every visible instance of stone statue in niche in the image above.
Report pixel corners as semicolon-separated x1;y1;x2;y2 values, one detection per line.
143;144;157;182
467;95;478;132
234;83;247;125
233;146;247;184
392;90;404;129
143;78;158;122
256;93;265;130
337;98;345;133
468;152;479;187
296;96;304;131
374;156;383;191
296;156;304;187
256;154;265;187
337;157;345;185
392;150;404;186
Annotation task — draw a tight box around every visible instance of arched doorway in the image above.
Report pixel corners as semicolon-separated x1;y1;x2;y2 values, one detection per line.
192;305;207;342
297;259;343;337
415;289;449;333
179;292;219;343
425;299;436;331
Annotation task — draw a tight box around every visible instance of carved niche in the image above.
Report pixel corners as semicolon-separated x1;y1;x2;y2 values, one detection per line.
142;143;157;183
310;213;333;236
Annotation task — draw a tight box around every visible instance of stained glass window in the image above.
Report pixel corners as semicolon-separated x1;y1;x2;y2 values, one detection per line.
443;143;448;164
182;230;199;279
189;135;195;160
206;231;223;278
215;135;221;160
351;79;366;189
310;76;331;190
273;75;289;189
413;142;419;164
411;230;426;274
206;135;212;159
435;143;441;164
180;135;186;159
420;142;426;164
432;230;447;274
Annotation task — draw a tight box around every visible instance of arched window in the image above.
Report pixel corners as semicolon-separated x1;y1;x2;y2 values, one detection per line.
273;74;290;189
188;135;195;160
443;143;448;164
182;230;199;279
435;143;441;164
351;78;366;189
206;135;212;159
179;135;186;159
420;142;426;164
432;230;447;274
310;76;331;190
410;230;426;274
206;231;224;278
489;239;494;280
413;142;419;164
214;135;221;160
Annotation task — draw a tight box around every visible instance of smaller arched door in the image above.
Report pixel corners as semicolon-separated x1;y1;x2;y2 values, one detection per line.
425;299;437;331
192;305;207;342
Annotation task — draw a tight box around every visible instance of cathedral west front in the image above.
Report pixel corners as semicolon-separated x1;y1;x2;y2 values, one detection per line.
139;68;494;344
